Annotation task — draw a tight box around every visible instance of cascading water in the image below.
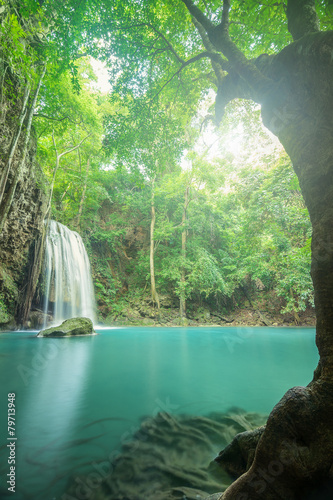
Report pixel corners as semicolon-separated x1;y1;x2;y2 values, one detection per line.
42;220;96;327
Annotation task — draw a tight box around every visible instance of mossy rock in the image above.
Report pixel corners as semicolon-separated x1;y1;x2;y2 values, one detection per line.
37;317;95;337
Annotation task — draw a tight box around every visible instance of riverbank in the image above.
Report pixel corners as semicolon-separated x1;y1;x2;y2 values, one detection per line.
0;290;316;331
100;293;316;328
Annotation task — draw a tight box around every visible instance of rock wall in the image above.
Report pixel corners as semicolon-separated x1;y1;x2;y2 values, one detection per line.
0;72;48;328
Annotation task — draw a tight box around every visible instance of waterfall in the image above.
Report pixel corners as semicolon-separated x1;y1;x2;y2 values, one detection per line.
42;220;96;327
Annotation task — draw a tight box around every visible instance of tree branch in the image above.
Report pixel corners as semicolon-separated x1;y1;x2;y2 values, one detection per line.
192;16;226;84
46;132;92;218
286;0;320;41
181;0;251;66
34;113;71;122
150;51;229;102
181;0;273;103
202;0;212;19
221;0;231;33
58;133;92;160
147;24;185;64
181;0;215;32
215;72;253;124
119;23;185;65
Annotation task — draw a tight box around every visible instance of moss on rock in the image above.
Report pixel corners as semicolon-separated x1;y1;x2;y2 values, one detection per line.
37;317;95;337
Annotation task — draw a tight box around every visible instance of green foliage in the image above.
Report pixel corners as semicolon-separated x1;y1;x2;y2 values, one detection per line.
0;293;11;324
104;94;188;176
275;240;314;313
81;108;313;319
0;0;319;322
0;4;38;81
0;266;18;323
214;148;313;313
186;248;227;298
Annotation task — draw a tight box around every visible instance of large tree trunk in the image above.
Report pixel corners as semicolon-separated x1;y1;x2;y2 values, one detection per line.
263;31;333;376
216;31;333;500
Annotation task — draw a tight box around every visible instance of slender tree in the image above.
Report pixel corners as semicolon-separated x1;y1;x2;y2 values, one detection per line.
180;186;189;320
0;83;31;206
150;175;160;309
0;64;46;233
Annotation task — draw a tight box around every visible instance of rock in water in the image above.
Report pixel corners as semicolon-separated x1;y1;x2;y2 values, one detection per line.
37;317;95;337
64;409;267;500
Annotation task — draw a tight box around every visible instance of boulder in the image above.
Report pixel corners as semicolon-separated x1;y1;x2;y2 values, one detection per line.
37;317;95;337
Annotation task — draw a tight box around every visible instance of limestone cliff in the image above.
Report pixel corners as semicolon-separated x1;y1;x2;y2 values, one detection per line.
0;71;48;328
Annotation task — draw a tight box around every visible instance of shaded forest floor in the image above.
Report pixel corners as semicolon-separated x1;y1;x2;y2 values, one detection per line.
100;290;316;328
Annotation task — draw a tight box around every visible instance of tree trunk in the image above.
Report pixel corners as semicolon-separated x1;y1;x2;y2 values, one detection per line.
75;158;90;229
217;31;333;500
17;222;48;326
0;66;46;233
0;82;30;206
180;186;189;320
45;131;91;218
150;178;160;309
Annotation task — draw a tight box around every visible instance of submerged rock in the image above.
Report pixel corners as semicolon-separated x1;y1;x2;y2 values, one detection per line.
37;317;96;337
215;425;266;478
65;409;267;500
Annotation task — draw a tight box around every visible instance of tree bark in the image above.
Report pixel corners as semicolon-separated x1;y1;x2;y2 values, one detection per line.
286;0;320;41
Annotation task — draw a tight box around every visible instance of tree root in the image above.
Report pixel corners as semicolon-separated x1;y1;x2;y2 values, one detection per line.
214;381;333;499
215;426;265;478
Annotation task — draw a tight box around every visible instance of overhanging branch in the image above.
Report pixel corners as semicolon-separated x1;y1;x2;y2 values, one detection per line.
118;22;185;65
286;0;320;41
181;0;215;33
215;72;253;123
181;0;274;103
147;23;185;64
34;113;71;122
221;0;231;33
192;16;226;84
150;50;230;101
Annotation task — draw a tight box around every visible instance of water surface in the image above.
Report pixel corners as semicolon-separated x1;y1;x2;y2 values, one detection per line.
0;326;318;499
